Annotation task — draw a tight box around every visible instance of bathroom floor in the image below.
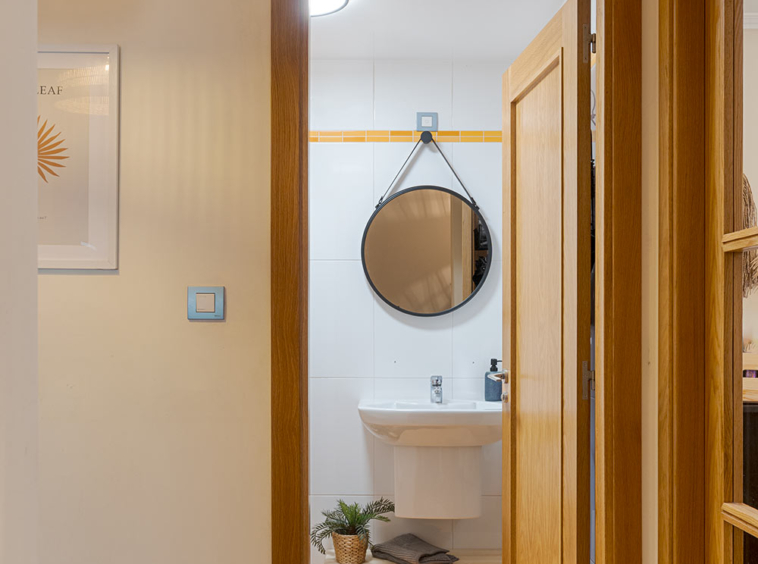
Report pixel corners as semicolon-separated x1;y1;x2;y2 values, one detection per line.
325;549;502;564
325;550;597;563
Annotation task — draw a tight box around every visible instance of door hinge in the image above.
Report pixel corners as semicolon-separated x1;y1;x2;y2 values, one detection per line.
582;361;595;401
583;24;597;63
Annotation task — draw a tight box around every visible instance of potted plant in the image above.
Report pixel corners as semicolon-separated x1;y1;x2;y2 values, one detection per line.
310;498;395;564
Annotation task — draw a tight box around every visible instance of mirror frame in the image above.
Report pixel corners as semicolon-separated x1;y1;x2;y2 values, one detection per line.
360;185;493;317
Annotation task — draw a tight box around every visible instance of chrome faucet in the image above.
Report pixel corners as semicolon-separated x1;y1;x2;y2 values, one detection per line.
430;375;443;404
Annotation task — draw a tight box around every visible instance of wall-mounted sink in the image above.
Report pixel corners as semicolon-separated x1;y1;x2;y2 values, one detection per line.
358;400;502;447
358;400;503;520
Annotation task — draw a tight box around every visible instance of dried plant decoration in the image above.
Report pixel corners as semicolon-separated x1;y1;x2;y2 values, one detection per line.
744;174;758;297
37;116;69;183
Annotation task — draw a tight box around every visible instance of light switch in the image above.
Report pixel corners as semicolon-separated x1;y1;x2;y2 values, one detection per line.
187;286;225;320
416;112;439;132
196;293;216;313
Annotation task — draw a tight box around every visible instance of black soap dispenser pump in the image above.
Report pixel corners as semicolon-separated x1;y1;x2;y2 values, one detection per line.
485;358;503;402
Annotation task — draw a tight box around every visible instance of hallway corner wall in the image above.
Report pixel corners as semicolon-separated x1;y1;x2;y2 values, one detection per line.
0;0;40;562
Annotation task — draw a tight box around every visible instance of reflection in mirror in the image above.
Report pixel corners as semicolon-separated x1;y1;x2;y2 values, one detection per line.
362;186;491;316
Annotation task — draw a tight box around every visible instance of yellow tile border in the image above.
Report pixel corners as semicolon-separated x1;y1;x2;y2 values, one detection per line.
309;130;502;143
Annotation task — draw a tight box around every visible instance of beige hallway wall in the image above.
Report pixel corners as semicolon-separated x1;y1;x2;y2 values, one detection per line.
37;1;271;562
0;0;39;562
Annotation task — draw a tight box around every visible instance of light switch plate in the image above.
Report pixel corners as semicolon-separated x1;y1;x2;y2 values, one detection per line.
188;286;225;320
196;293;216;313
416;112;438;132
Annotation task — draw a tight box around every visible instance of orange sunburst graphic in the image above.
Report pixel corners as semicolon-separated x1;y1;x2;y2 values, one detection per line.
37;116;69;183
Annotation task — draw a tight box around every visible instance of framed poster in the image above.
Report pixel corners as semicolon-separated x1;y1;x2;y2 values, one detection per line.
37;45;119;270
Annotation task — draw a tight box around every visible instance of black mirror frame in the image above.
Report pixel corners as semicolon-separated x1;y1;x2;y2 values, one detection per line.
360;185;493;317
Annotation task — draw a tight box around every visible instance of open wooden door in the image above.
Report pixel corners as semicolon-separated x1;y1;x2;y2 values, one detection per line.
501;0;592;562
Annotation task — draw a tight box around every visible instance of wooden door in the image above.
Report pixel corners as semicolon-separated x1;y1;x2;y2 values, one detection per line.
501;0;591;562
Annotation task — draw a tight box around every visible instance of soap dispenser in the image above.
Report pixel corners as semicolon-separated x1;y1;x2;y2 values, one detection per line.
485;359;503;402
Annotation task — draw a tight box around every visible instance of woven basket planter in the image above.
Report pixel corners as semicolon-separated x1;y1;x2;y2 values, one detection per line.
332;532;368;564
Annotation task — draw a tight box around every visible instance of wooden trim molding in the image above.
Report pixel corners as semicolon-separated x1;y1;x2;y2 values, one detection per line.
706;0;739;560
271;0;310;563
594;0;642;562
659;0;742;561
658;0;707;561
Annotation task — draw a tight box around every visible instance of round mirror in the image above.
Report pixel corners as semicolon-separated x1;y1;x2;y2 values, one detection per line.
361;186;492;317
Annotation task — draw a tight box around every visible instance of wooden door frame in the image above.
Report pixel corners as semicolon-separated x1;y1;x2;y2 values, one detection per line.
271;0;309;563
270;1;642;563
657;0;742;562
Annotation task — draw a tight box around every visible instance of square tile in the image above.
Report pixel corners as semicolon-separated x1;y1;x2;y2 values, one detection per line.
374;61;453;131
309;378;374;495
452;260;503;379
373;142;454;202
451;143;503;257
374;301;453;379
310;143;374;260
309;261;374;378
452;496;502;550
452;62;506;131
451;378;486;402
310;60;374;130
374;377;437;402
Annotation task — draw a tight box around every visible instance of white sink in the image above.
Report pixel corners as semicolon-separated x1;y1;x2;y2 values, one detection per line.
358;399;503;520
358;400;502;447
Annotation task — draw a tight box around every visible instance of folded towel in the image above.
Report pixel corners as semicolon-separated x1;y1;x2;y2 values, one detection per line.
371;534;459;564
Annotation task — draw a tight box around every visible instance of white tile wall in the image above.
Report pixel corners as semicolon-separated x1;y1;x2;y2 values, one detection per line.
309;261;374;378
309;55;505;557
310;143;374;260
373;142;454;200
310;378;374;495
452;62;507;131
374;302;453;378
451;378;485;401
374;61;454;130
310;60;374;130
452;260;503;379
452;496;503;549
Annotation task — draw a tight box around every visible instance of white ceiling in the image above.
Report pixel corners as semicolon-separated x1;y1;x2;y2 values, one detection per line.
310;0;567;62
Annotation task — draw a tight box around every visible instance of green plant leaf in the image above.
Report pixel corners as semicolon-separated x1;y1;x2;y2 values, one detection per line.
310;497;396;550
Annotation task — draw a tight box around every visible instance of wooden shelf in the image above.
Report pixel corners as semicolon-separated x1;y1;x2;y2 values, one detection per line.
745;353;758;370
723;503;758;539
744;378;758;403
723;227;758;253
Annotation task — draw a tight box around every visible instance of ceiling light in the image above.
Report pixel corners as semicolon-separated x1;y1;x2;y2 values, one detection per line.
310;0;349;17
